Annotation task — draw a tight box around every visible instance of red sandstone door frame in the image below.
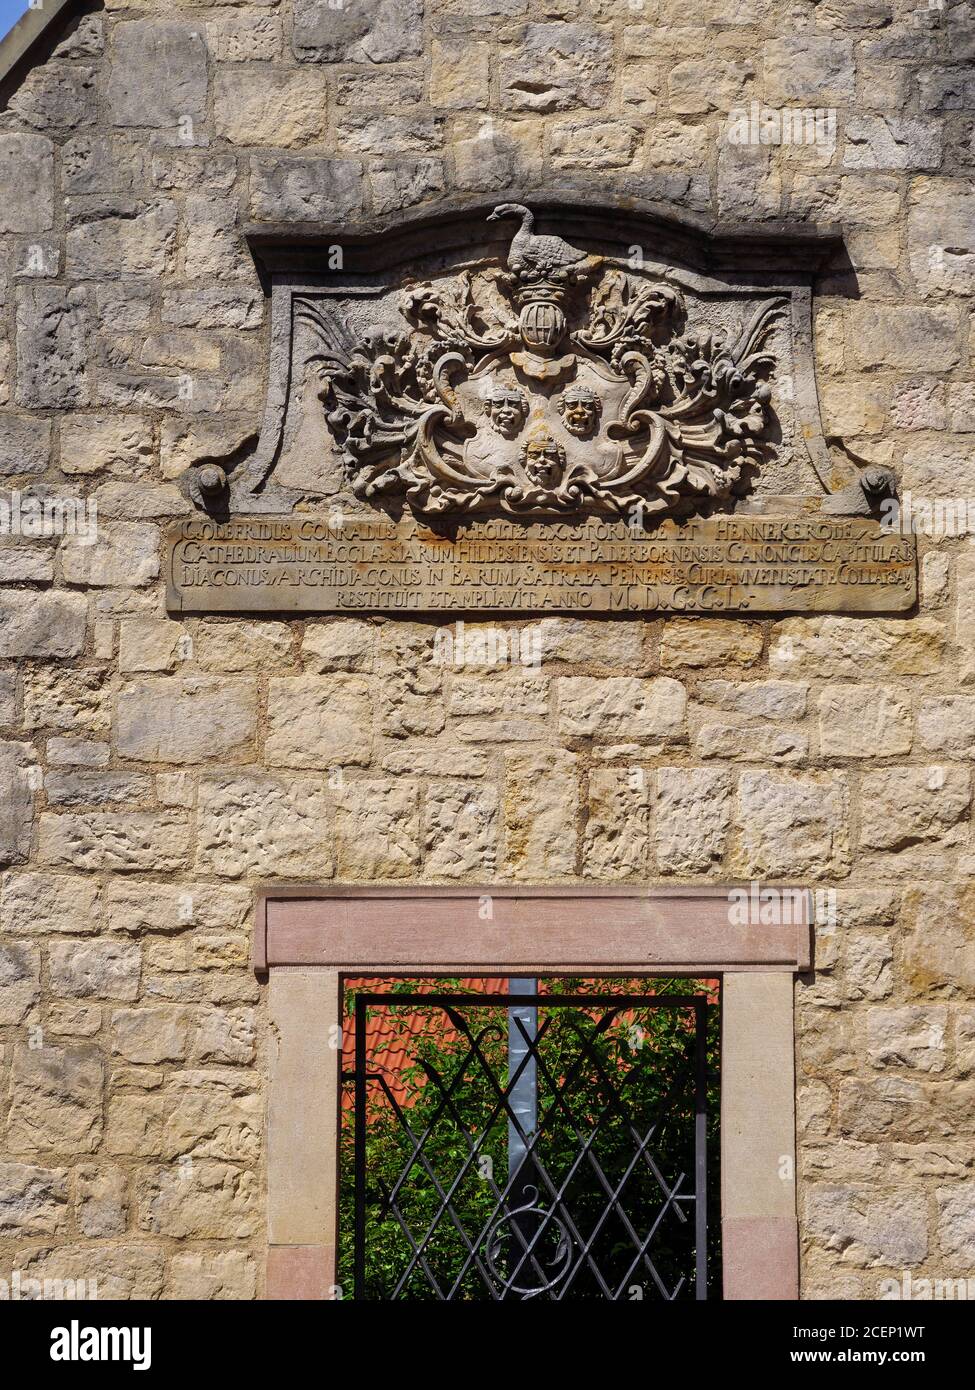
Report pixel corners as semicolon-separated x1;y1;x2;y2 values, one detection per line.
253;885;812;1302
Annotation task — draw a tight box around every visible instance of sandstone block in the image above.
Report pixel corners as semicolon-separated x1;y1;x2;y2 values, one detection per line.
771;617;944;678
583;767;651;879
167;1250;257;1300
805;1185;928;1266
0;941;40;1024
49;939;142;1000
655;767;731;874
107;21;208;129
16;284;89;407
214;68;327;146
0;1162;68;1236
866;1006;947;1072
74;1165;128;1238
557;676;685;740
333;778;419;879
936;1184;975;1264
0;742;34;865
266;674;372;768
250;156;363;222
423;780;498;879
500;23;612;112
6;1044;104;1154
138;1162;258;1239
859;766;970;851
0;415;51;474
39;811;190;873
503;747;578;878
293;0;423;63
0;133;54;234
197;773;333;878
818;685;912;759
0;590;86;659
116;676;258;763
734;770;851;877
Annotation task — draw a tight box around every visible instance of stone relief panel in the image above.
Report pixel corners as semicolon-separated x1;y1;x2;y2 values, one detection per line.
169;202;915;617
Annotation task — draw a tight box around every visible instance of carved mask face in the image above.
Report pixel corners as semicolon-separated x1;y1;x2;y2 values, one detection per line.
485;389;528;439
520;433;566;487
558;389;601;438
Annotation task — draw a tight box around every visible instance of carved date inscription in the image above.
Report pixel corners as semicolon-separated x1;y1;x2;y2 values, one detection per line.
166;515;916;615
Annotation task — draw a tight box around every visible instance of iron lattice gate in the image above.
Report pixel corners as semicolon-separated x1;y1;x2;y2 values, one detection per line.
343;990;714;1301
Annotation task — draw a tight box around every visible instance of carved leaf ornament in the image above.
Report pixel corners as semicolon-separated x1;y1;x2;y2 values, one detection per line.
300;204;786;521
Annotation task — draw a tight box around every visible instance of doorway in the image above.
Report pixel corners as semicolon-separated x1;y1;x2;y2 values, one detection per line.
340;975;720;1301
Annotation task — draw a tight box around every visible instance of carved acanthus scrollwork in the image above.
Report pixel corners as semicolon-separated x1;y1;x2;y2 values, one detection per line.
299;204;786;520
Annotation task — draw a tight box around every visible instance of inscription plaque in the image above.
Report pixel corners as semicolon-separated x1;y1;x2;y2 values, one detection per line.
166;515;916;616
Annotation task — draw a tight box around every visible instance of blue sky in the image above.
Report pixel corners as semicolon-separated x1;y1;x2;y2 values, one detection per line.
0;0;30;42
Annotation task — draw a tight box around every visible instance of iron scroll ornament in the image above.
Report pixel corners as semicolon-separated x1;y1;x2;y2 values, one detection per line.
299;203;787;522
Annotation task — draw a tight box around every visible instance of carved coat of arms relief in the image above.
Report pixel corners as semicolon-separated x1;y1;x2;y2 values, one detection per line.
295;203;787;522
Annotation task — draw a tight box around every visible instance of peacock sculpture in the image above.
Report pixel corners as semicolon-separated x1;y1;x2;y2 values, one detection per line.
486;203;588;280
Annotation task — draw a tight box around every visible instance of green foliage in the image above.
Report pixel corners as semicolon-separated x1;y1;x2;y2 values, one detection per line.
339;977;720;1301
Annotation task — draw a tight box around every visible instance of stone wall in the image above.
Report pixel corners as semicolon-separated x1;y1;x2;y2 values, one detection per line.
0;0;973;1299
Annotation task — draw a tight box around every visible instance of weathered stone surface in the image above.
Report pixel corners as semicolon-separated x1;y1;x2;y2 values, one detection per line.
660;620;763;669
844;116;942;171
167;1250;257;1300
697;680;808;720
917;696;975;757
112;1006;192;1064
771;617;945;678
67;199;177;278
293;0;423;63
214;68;328;147
0;133;54;234
655;767;731;873
865;1006;947;1072
846;305;960;371
423;779;498;878
162;1073;260;1162
0;672;15;726
194;621;292;673
44;771;150;807
0;742;34;866
61;521;159;588
764;35;854;104
0;1162;68;1236
859;767;971;851
696;723;807;764
116;676;258;763
901;885;975;996
936;1183;975;1263
191;1009;256;1065
0;415;51;475
6;1045;104;1154
266;675;372;767
844;936;894;1002
249;156;363;222
734;771;851;877
39;811;190;873
500;24;612;112
101;879;250;935
0;590;87;660
0;873;101;935
503;748;578;878
0;940;40;1023
106;21;208;129
138;1161;258;1239
75;1165;128;1238
371;157;446;215
15;1243;165;1300
805;1186;928;1265
16;284;89;407
197;773;333;878
535;618;647;668
583;767;651;878
818;686;912;759
332;778;419;878
24;667;109;734
49;939;142;1000
302;621;375;673
557;677;685;740
908;181;975;298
